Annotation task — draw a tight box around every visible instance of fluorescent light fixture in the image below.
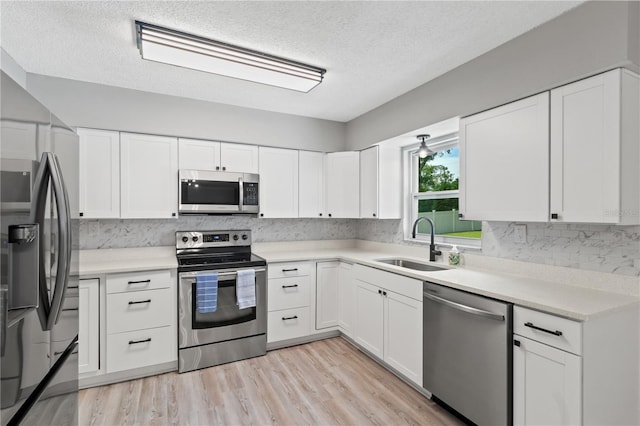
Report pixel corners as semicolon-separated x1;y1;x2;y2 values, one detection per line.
135;21;326;93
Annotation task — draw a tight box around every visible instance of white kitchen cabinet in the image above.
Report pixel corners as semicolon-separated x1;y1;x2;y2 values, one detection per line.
325;151;360;218
337;262;355;337
354;280;384;358
315;261;340;329
513;305;639;426
298;150;326;218
354;265;423;386
77;128;120;218
459;92;550;222
0;120;37;160
550;69;639;224
514;335;581;426
221;142;259;173
178;139;259;173
359;145;401;219
105;269;177;374
267;261;312;344
78;278;100;375
259;147;298;218
120;133;178;218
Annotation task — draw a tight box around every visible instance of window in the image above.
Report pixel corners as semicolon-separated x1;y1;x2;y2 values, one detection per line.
405;133;481;246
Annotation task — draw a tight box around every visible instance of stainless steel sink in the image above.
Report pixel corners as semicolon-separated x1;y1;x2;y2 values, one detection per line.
374;258;447;272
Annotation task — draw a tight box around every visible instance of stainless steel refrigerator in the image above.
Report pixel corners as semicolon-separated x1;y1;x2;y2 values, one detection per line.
0;71;79;425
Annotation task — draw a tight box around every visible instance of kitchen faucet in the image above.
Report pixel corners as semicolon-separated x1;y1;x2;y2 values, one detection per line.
411;217;442;262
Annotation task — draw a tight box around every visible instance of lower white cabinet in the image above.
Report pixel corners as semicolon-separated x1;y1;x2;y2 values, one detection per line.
78;278;100;375
267;261;312;343
513;305;639;426
353;265;423;386
337;262;355;337
316;261;340;329
514;335;581;426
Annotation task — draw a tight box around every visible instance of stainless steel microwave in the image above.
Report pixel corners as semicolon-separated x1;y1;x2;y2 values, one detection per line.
0;159;38;212
178;170;259;214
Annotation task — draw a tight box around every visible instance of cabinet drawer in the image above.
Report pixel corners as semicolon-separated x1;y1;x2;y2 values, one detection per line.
107;288;174;334
106;326;176;374
267;307;310;343
268;261;311;279
268;276;311;311
514;306;582;355
354;264;422;300
106;270;172;294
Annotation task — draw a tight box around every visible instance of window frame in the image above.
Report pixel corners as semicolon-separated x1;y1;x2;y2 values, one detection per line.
403;134;481;249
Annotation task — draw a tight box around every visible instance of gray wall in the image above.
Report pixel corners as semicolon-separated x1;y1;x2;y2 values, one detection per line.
26;75;346;152
346;1;640;149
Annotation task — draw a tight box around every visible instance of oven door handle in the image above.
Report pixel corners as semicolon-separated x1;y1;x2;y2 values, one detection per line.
179;268;266;280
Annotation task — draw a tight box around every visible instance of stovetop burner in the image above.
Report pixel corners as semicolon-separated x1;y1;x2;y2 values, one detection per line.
175;229;266;272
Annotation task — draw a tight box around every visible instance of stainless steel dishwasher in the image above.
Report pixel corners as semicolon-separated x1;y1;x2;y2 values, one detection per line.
423;281;513;425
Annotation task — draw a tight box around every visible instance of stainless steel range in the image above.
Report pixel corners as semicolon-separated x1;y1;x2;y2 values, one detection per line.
176;230;267;373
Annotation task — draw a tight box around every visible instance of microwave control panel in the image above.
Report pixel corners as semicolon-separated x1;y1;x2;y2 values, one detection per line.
243;183;259;206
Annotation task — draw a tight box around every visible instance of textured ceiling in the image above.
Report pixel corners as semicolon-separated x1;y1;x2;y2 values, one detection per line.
1;1;581;122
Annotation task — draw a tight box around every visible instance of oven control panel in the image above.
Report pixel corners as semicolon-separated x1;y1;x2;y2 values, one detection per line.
176;230;251;249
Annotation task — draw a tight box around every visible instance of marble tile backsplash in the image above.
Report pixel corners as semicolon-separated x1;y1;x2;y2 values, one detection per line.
80;217;358;249
357;219;640;277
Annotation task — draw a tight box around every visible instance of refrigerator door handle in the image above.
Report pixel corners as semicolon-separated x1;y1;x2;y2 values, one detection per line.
29;153;72;331
45;153;71;330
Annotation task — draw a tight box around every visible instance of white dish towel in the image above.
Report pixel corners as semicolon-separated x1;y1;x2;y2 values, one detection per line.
236;269;256;309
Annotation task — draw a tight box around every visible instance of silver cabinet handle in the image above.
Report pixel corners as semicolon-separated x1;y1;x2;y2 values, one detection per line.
423;291;504;321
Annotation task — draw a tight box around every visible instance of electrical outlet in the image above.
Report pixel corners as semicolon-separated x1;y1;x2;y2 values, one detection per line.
514;224;527;243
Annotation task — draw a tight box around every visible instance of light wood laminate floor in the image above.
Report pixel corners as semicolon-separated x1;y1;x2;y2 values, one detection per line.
79;337;462;425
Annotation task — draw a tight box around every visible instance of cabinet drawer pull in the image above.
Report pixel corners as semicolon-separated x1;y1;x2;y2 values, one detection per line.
281;268;298;272
128;279;151;285
54;350;79;356
282;315;298;321
61;307;79;312
281;284;298;289
129;338;152;345
128;299;152;305
524;322;563;336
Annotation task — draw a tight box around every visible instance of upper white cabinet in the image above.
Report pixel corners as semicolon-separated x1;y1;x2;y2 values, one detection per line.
298;150;325;218
78;128;120;218
359;145;401;219
550;69;639;224
325;151;360;218
459;92;550;222
120;133;178;218
0;120;37;160
259;147;298;218
178;138;258;173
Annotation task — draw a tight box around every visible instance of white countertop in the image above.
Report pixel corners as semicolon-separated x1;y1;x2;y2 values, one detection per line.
77;241;639;321
255;245;639;322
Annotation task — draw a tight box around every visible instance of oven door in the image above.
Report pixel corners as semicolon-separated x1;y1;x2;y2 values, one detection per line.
178;267;266;349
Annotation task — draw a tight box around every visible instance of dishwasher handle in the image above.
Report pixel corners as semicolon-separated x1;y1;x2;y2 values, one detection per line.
423;291;505;321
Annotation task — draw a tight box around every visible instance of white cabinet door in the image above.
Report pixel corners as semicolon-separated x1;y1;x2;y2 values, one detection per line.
383;290;422;386
513;336;582;426
298;150;325;218
258;147;298;218
337;262;355;336
220;142;258;173
325;151;360;218
78;278;100;375
78;128;120;218
178;138;220;170
1;120;37;160
354;279;383;359
359;146;378;219
550;69;639;224
120;133;178;218
316;261;339;329
459;92;549;222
